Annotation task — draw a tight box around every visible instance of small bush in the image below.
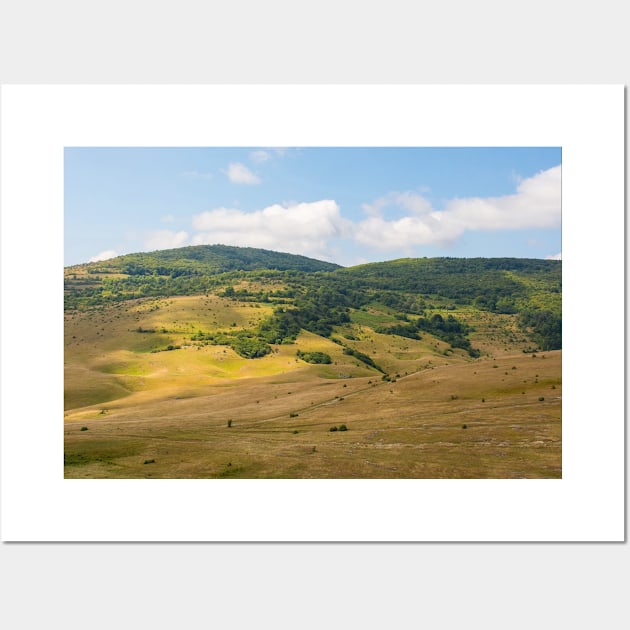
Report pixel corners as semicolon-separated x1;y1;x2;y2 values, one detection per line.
296;350;332;364
339;424;348;431
329;426;338;432
462;424;468;429
538;396;545;401
80;426;88;431
143;459;155;465
227;419;233;428
289;412;299;418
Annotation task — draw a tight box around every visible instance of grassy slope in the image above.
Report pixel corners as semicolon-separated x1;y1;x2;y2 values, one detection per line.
64;296;372;414
65;291;561;479
65;350;561;479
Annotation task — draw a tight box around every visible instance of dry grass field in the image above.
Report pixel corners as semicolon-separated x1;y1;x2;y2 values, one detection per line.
65;295;561;478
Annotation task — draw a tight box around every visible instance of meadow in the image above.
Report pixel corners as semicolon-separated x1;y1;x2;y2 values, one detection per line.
65;284;561;478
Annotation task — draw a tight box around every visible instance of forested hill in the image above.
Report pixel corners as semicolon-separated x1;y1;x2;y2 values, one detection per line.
68;244;341;276
64;246;561;352
336;257;561;314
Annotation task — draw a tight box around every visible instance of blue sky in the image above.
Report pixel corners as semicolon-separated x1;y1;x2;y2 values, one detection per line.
64;147;561;267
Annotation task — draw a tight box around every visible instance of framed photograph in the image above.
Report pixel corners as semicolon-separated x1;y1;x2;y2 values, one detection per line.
1;85;624;541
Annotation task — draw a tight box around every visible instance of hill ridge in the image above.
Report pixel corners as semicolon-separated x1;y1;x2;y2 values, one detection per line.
67;243;341;273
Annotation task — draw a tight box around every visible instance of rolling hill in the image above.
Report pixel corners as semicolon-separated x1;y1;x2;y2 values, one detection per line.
64;245;561;479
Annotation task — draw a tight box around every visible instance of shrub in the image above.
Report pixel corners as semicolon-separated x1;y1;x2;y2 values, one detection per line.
231;335;271;359
227;419;233;428
296;350;332;364
339;424;348;431
80;426;88;431
329;426;338;432
143;459;155;464
538;396;545;401
462;424;468;429
289;412;299;418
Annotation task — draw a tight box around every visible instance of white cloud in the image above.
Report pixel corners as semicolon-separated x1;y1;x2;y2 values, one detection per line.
191;200;349;259
145;230;189;251
224;162;261;185
545;252;562;260
355;215;449;251
139;165;561;261
445;165;561;231
89;250;118;262
250;150;271;164
356;165;561;249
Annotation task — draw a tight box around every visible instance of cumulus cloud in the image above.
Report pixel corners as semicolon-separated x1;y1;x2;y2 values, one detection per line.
445;165;561;231
545;252;562;260
89;250;118;262
356;165;561;249
356;214;448;250
224;162;261;185
191;200;349;259
136;165;560;261
145;230;189;251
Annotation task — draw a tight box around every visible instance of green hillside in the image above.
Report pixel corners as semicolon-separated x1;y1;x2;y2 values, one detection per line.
64;244;340;309
65;246;561;353
64;246;562;479
335;257;561;351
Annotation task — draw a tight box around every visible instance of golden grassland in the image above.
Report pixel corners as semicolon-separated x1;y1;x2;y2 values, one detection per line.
64;296;561;478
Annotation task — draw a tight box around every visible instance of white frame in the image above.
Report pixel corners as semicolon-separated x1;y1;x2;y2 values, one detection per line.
0;85;624;541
